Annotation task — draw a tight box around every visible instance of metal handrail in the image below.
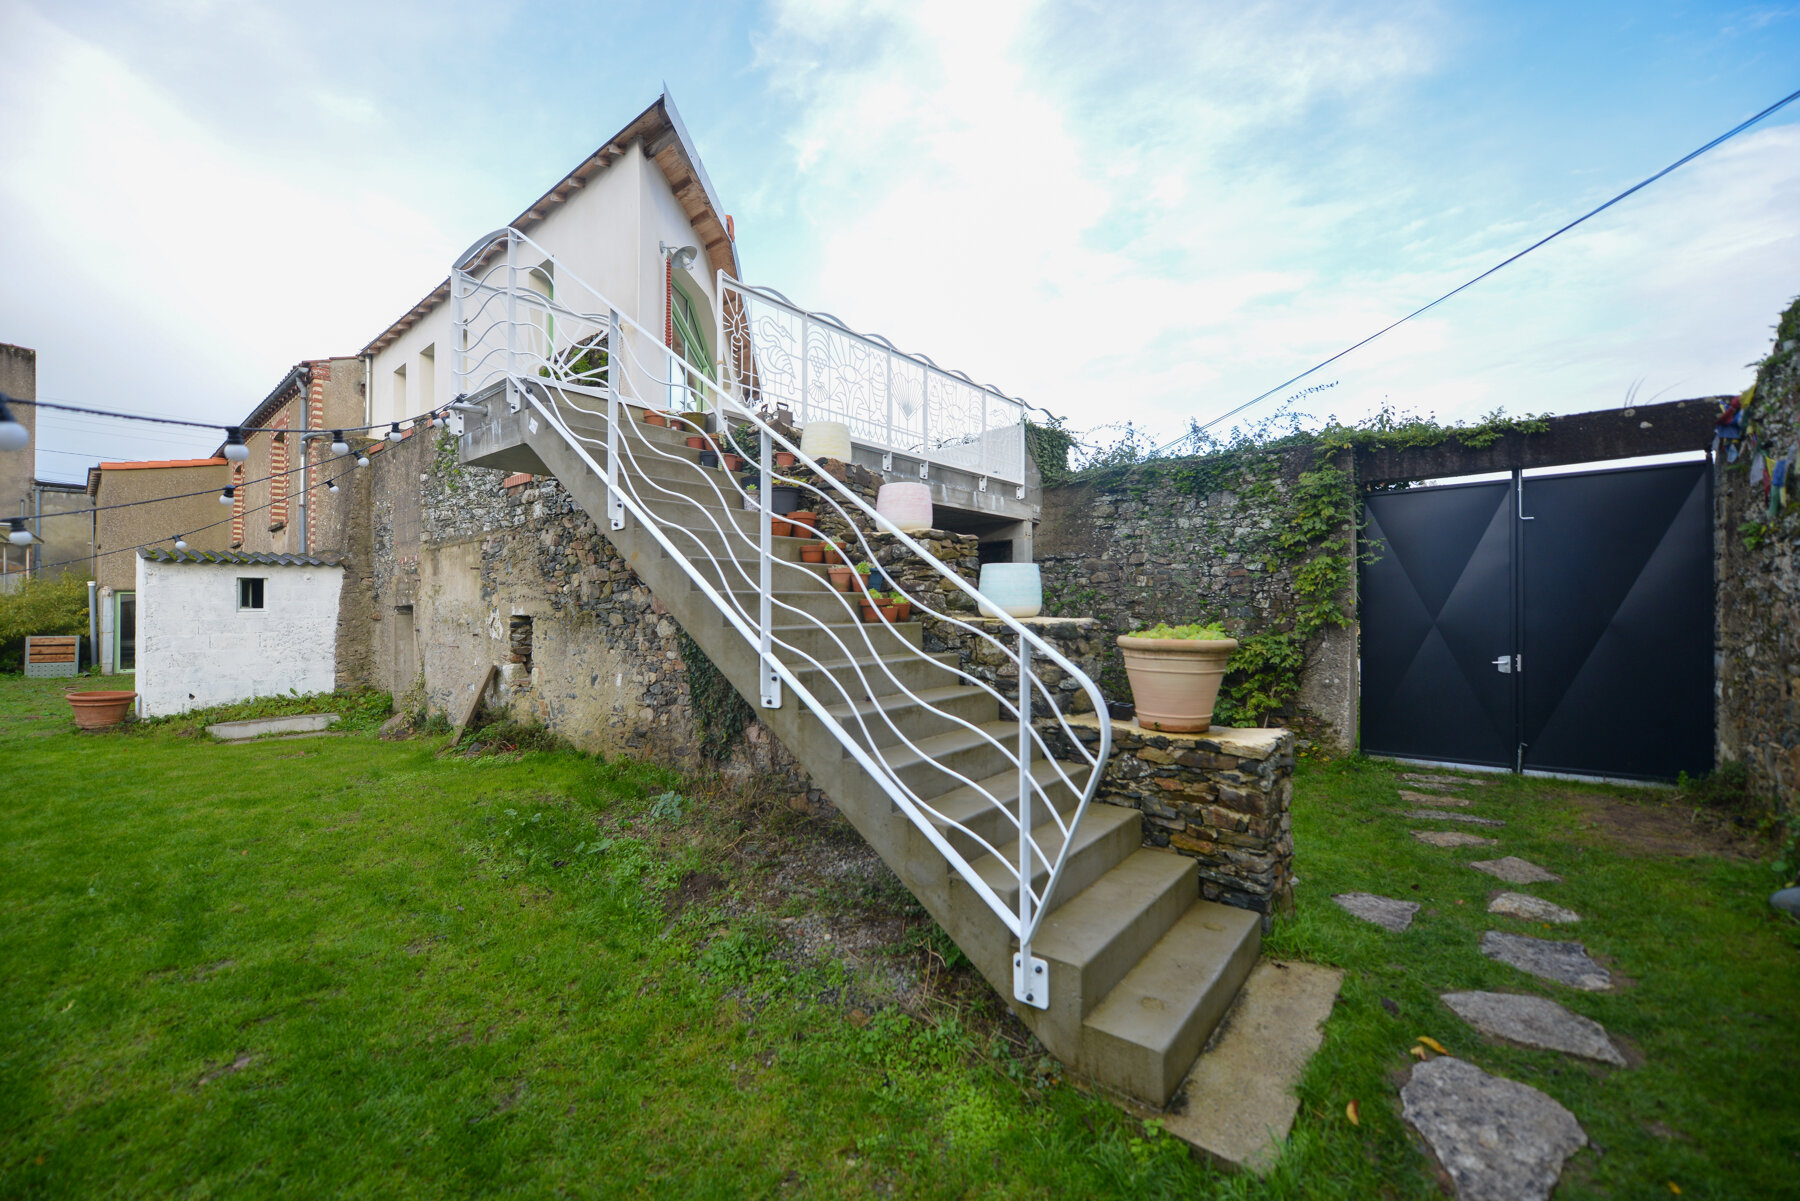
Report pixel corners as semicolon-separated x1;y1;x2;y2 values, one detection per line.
451;228;1110;1007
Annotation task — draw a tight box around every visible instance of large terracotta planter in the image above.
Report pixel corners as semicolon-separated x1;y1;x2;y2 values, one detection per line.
1116;636;1238;733
67;690;137;730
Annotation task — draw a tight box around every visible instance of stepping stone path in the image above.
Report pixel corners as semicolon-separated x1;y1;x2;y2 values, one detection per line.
1385;772;1611;1199
1441;991;1624;1066
1488;892;1580;924
1402;773;1487;788
1413;830;1499;848
1469;856;1562;884
1400;789;1474;807
1332;892;1420;932
1401;1056;1587;1201
1403;809;1505;826
1480;931;1610;991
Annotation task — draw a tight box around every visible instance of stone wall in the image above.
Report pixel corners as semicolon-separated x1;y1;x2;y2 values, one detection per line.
1717;296;1800;818
1038;714;1295;921
1035;446;1357;748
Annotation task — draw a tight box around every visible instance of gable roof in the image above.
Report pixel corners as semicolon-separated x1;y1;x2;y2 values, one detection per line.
362;89;738;358
140;548;343;568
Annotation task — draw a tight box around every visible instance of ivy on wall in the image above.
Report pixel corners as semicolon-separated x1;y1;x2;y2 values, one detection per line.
677;627;753;763
1045;406;1551;730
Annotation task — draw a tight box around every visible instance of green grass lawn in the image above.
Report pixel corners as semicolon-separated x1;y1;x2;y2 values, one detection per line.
2;673;1795;1198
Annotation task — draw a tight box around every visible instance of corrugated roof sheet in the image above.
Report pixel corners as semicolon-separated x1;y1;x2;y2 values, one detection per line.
139;549;344;568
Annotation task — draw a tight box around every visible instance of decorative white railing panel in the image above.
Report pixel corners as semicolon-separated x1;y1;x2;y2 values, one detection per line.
451;229;1106;1008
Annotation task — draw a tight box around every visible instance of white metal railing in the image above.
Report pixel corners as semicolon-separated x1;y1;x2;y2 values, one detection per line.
451;229;1109;1009
717;278;1030;491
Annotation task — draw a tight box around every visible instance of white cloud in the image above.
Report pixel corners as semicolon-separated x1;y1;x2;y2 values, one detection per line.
750;0;1800;446
0;1;458;465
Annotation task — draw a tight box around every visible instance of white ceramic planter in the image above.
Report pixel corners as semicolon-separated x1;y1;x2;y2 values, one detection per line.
876;482;933;533
798;419;851;463
977;563;1043;618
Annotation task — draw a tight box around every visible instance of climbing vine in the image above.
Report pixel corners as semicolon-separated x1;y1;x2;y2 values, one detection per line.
1053;406;1550;730
677;627;753;763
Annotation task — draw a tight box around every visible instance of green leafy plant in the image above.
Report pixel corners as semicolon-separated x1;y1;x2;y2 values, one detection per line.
1127;621;1230;640
854;562;873;576
0;573;89;673
647;790;688;824
677;628;752;763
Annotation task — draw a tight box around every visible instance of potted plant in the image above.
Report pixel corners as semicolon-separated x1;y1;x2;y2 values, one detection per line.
684;434;709;451
853;561;875;594
698;450;719;469
787;508;819;531
742;483;760;512
1116;622;1239;733
774;449;797;468
799;541;826;564
67;689;136;730
643;409;671;428
827;560;855;591
886;593;913;622
720;451;744;472
860;589;889;624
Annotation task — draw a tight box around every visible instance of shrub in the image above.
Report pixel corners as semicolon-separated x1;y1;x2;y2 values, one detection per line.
1127;621;1230;641
0;574;90;672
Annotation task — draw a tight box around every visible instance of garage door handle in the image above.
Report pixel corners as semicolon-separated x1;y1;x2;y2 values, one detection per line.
1493;655;1520;674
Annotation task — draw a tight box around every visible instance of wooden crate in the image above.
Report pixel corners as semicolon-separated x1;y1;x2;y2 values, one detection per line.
25;635;80;678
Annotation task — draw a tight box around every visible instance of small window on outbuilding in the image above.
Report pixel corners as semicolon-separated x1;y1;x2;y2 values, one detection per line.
238;577;266;610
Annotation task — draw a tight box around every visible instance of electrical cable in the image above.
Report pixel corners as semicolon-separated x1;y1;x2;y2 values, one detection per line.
0;392;458;440
1159;85;1800;452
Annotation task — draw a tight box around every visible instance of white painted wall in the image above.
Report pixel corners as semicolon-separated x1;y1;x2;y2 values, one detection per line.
366;141;718;428
135;554;343;717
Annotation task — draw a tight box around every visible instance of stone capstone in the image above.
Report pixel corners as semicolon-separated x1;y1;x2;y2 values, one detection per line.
1480;931;1611;991
1413;830;1500;848
1441;991;1625;1066
1332;892;1420;932
1488;892;1580;924
1401;1056;1587;1201
1469;857;1563;884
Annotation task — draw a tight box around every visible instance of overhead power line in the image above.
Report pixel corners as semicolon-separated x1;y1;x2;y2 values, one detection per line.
1167;84;1800;450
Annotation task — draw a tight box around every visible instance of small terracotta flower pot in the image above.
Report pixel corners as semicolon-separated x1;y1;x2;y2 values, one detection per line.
828;566;854;591
643;410;670;427
799;544;825;563
774;451;797;468
721;453;743;472
786;509;819;529
685;435;708;451
67;690;136;730
860;603;884;624
888;601;913;621
770;519;792;538
880;604;902;622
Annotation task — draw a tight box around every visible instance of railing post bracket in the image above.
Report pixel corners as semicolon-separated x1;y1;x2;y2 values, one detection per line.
1013;952;1049;1010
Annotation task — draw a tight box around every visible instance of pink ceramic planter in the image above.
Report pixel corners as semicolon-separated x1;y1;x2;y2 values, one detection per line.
875;482;933;533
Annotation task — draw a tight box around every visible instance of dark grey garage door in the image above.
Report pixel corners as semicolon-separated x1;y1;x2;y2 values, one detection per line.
1360;461;1712;780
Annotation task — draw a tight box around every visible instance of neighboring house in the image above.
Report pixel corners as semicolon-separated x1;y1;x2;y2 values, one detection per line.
87;457;231;673
218;357;366;558
134;548;343;717
363;91;739;431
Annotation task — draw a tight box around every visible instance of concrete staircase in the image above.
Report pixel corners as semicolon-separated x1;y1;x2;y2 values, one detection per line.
461;387;1260;1106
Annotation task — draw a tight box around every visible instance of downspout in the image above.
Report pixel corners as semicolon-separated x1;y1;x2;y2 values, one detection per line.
87;580;96;672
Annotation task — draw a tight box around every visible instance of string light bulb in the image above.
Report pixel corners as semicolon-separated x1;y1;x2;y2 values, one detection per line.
0;396;27;451
6;517;31;545
356;452;370;468
327;479;339;493
219;486;236;506
387;422;403;444
330;430;350;456
223;427;249;462
174;536;189;551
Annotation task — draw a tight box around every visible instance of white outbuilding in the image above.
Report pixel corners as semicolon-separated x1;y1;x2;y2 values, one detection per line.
135;548;344;717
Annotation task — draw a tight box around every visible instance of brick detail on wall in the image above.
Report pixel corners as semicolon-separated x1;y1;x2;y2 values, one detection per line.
306;362;327;550
230;463;245;547
269;415;288;530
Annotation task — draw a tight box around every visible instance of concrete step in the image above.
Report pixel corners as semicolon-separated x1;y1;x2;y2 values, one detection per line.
789;650;966;702
1078;901;1262;1105
1032;848;1197;1023
866;719;1024;794
764;616;925;663
968;801;1143;918
923;759;1088;861
817;684;1001;751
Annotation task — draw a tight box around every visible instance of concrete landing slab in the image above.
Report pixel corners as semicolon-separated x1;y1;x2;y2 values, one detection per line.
208;714;339;741
1121;959;1343;1175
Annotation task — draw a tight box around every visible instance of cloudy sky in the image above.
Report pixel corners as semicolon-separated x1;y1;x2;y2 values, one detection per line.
2;0;1796;479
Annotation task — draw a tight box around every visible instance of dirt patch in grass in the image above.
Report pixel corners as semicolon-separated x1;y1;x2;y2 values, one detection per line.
667;869;726;917
1562;792;1761;859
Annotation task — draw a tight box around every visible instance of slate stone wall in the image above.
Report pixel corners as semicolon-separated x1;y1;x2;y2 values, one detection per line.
1034;447;1357;749
1716;298;1800;818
